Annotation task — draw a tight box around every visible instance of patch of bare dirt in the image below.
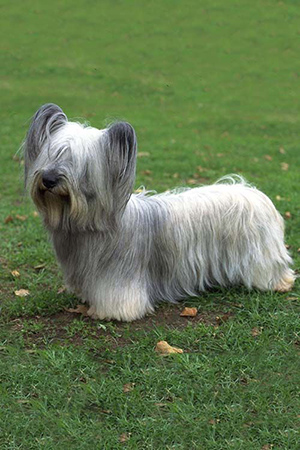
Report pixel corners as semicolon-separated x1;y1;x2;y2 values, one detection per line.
8;303;234;350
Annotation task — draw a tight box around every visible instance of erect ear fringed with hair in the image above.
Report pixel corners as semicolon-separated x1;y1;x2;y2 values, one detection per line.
105;121;137;213
25;103;67;161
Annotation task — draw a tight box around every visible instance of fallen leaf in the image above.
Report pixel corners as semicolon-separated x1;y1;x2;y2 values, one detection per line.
141;169;152;176
281;162;289;171
279;147;286;154
261;445;273;450
15;289;30;297
275;195;281;201
251;327;263;337
208;418;220;425
297;248;300;253
216;313;231;325
11;270;20;278
4;215;13;224
123;383;135;393
15;214;28;221
155;341;183;355
264;155;273;161
285;211;292;219
57;286;66;294
180;307;198;317
100;409;111;414
172;173;179;179
216;153;224;157
187;179;197;185
119;433;131;443
197;165;207;172
32;211;39;217
137;152;150;158
65;304;89;316
286;296;299;301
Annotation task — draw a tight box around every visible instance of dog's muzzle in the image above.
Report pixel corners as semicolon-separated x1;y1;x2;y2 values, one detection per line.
42;169;60;190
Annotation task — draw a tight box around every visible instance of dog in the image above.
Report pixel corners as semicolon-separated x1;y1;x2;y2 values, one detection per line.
24;103;295;321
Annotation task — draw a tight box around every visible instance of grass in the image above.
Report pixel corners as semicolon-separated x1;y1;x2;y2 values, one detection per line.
0;0;300;448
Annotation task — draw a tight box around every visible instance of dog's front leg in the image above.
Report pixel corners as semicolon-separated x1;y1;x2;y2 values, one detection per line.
86;279;154;322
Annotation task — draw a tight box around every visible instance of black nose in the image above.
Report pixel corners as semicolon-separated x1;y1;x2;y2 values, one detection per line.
42;170;59;189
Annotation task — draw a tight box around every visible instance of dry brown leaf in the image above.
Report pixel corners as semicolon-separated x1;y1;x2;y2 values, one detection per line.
123;383;135;393
264;155;273;161
65;304;89;316
141;169;152;176
32;211;39;217
187;179;197;185
285;211;292;219
119;433;131;443
57;286;66;294
11;270;20;278
100;409;111;414
208;418;220;425
281;162;289;171
15;289;30;297
216;313;231;325
251;327;263;337
155;341;183;355
180;307;198;317
4;215;14;224
15;214;28;221
197;165;207;172
137;152;150;158
279;147;286;154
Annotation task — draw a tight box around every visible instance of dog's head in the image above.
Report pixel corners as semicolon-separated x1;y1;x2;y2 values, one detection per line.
24;104;137;231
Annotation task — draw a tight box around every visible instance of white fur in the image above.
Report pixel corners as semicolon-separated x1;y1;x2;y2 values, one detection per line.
24;104;296;321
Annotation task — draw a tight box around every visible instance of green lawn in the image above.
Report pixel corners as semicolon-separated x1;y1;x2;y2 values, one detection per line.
0;1;299;448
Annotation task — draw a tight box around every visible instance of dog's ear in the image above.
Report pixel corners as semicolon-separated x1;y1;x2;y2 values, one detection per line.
106;121;137;212
25;103;67;162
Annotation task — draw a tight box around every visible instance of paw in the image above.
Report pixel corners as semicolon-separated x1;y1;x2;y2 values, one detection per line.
87;305;108;320
274;273;295;292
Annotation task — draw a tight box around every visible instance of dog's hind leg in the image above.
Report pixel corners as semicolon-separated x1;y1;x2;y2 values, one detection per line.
273;269;295;292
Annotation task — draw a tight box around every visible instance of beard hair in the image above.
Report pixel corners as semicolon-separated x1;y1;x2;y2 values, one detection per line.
30;175;88;230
